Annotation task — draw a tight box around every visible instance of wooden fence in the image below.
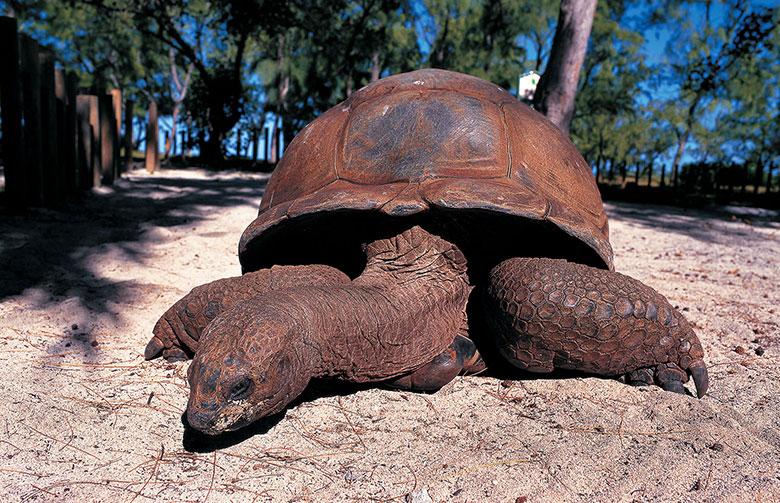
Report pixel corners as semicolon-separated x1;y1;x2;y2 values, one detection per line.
1;16;127;208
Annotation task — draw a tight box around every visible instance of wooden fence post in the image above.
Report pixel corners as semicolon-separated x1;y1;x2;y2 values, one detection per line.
20;36;44;205
76;96;94;189
65;72;79;194
251;130;258;161
124;98;134;171
145;100;159;173
39;50;60;204
0;16;25;208
88;95;102;187
54;69;76;196
110;89;122;177
98;94;116;185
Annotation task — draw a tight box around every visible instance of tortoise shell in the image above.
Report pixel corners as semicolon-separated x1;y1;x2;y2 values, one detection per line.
239;69;613;275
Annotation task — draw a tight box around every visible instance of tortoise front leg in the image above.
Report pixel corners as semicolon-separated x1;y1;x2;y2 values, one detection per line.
483;257;708;398
145;265;349;361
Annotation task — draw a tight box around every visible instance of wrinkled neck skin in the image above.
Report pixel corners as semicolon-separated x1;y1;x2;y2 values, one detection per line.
185;226;470;435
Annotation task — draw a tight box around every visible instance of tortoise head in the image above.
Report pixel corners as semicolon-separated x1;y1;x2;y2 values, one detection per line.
185;308;312;435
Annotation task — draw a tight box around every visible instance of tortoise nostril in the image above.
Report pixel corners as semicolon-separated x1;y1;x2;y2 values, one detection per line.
199;400;219;411
228;378;252;401
186;408;216;430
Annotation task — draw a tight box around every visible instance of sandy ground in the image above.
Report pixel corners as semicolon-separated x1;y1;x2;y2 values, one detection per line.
1;167;778;502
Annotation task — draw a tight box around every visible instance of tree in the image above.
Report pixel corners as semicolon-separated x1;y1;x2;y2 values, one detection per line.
532;0;597;133
661;1;776;187
260;0;419;142
164;48;193;159
75;0;296;161
416;0;558;90
719;22;780;194
571;0;646;181
7;0;168;98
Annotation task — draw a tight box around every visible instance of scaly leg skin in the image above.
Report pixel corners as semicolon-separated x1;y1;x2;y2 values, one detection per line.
145;265;349;361
483;257;709;398
388;335;486;391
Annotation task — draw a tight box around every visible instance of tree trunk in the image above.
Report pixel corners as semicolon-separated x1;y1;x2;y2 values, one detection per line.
670;130;688;188
766;161;773;194
594;154;602;183
251;130;258;161
123;98;134;170
165;106;178;158
660;164;666;187
431;15;450;68
166;50;193;159
163;130;170;160
647;161;652;187
371;51;381;82
145;100;158;174
270;34;289;164
753;161;762;195
201;132;224;162
531;0;597;134
345;75;353;97
1;16;25;208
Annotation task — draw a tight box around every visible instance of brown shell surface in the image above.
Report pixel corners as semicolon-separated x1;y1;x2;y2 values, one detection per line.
239;69;613;271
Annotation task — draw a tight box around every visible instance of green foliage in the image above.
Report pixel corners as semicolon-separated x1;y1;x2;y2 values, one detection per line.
7;0;168;102
418;0;557;89
256;0;420;137
4;0;778;190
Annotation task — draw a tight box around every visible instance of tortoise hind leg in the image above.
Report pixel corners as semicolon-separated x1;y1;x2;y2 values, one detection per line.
483;257;709;398
388;335;485;392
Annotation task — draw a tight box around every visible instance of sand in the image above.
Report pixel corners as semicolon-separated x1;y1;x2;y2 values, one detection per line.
1;167;778;502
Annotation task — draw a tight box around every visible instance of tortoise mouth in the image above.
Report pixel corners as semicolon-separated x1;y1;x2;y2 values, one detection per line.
238;208;608;283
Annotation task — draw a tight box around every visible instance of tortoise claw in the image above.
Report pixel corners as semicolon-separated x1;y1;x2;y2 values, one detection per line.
144;335;166;360
689;360;709;398
622;361;708;398
162;347;189;362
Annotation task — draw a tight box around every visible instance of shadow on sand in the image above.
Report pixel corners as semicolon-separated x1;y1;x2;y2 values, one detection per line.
0;168;268;328
605;201;779;245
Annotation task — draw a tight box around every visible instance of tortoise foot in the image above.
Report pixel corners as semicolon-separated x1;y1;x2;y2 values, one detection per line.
146;310;198;361
389;335;483;392
625;362;705;396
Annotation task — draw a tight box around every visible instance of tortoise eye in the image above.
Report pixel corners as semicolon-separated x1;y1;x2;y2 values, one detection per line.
228;378;252;401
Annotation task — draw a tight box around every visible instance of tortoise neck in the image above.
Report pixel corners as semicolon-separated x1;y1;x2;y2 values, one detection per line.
294;226;471;382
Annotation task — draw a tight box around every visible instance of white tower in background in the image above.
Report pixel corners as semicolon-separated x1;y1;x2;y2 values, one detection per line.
518;71;540;103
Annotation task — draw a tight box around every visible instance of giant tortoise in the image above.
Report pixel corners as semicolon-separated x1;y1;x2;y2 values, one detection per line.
145;69;708;436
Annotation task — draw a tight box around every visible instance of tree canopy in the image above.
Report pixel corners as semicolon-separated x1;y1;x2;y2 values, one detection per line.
4;0;777;187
